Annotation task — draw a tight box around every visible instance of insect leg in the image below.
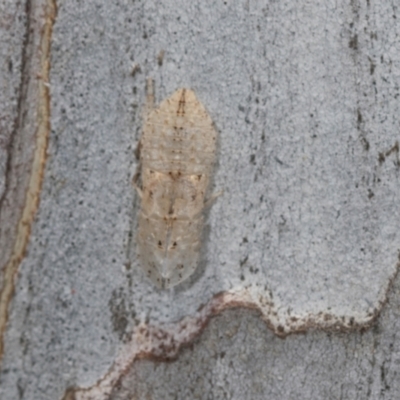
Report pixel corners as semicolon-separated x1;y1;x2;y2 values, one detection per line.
132;172;143;198
204;190;223;208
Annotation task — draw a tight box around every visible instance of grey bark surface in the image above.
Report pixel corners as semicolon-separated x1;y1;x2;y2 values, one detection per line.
0;0;28;289
111;277;400;400
0;0;26;200
0;1;400;399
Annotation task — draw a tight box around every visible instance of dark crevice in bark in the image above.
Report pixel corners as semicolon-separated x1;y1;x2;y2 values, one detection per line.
0;0;32;212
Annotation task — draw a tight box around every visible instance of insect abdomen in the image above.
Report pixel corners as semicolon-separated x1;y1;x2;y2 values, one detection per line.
137;86;217;289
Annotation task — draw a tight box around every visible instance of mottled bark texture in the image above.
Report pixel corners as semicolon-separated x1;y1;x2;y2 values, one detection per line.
1;1;399;399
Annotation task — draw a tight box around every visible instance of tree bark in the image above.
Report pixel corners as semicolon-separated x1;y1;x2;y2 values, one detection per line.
1;1;399;399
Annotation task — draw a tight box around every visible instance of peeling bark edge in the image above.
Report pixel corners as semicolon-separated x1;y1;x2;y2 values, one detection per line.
0;0;57;362
65;254;400;400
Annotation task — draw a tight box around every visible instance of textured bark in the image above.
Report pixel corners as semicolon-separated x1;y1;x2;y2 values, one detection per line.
0;1;399;399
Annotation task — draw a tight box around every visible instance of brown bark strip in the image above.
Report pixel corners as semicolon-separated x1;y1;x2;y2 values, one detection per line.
0;0;57;362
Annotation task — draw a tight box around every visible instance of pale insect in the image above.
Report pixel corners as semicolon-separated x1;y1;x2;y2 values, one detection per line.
135;79;218;289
